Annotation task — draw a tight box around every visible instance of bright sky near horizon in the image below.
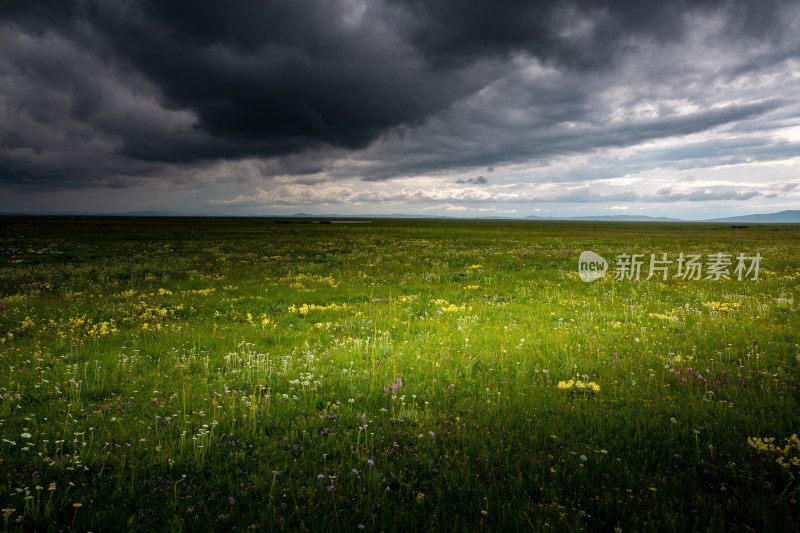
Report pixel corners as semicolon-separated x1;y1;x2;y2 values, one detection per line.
1;1;799;218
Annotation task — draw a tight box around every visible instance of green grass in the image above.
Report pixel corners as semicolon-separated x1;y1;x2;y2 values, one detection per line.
1;216;799;531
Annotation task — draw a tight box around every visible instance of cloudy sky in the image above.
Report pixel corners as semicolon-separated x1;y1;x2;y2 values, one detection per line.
1;0;799;218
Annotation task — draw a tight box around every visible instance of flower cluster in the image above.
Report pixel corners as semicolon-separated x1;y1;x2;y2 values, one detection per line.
288;303;349;315
557;380;601;393
748;434;800;468
702;301;741;313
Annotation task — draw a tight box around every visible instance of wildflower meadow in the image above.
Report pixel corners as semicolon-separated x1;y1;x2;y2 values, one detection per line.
1;217;798;531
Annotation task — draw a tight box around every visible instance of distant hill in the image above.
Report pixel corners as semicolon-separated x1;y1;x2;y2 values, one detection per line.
522;210;800;223
702;210;800;223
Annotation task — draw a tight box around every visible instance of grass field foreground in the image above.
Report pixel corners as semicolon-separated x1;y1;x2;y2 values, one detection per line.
1;217;799;531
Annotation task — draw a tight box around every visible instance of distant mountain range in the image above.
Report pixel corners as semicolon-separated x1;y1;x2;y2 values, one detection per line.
702;210;800;223
2;209;799;222
285;210;800;222
523;209;800;223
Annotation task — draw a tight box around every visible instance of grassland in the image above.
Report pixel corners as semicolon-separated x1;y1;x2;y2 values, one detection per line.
1;216;799;532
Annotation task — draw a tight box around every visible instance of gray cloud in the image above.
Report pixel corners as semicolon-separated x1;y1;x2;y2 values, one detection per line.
0;0;798;197
456;176;487;184
207;181;772;208
508;188;765;204
640;189;762;202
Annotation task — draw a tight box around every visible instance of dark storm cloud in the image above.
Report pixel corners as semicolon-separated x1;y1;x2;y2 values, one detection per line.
0;0;798;190
3;0;486;153
394;0;793;67
391;0;684;68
